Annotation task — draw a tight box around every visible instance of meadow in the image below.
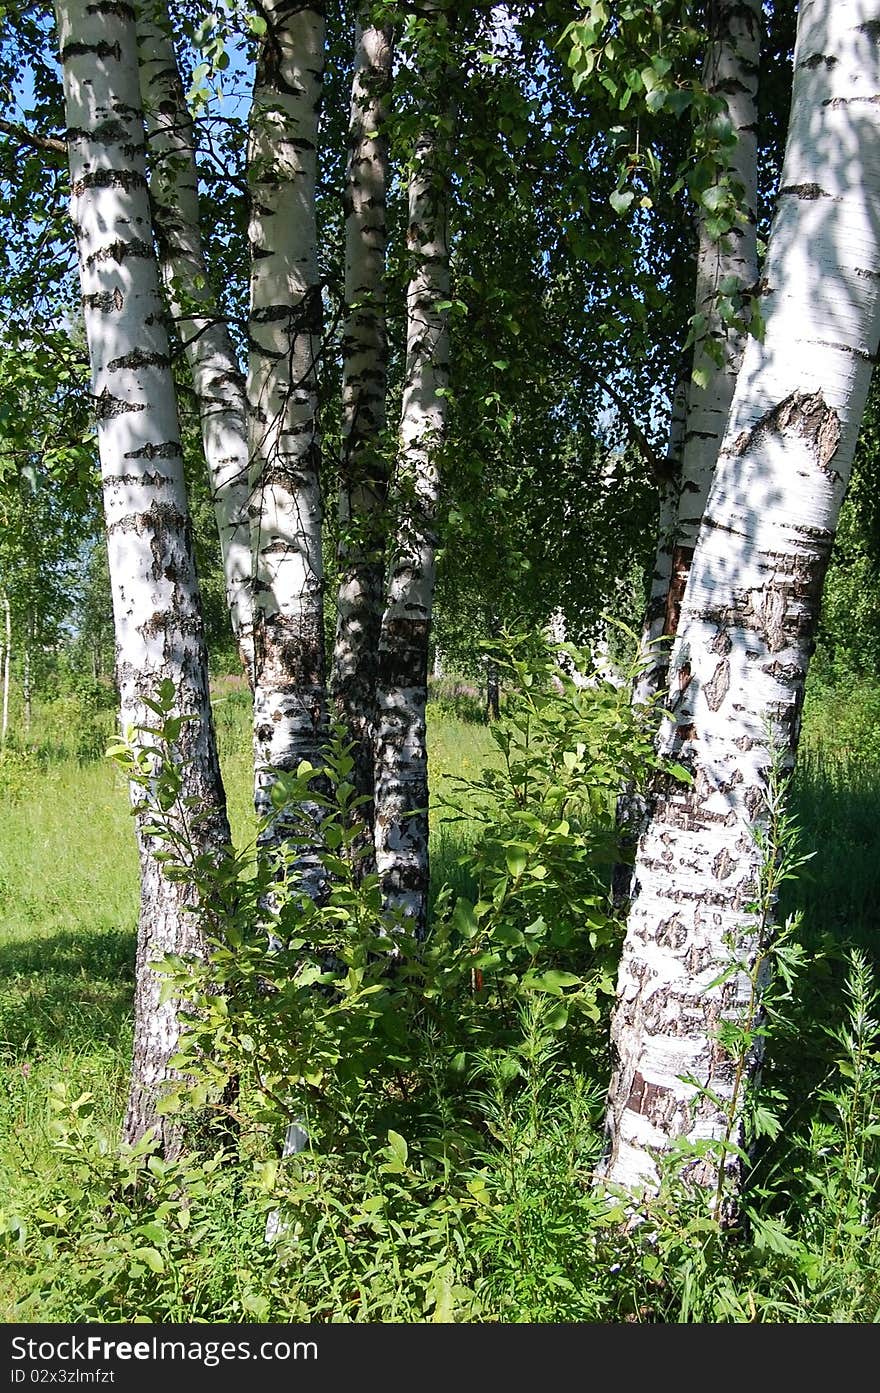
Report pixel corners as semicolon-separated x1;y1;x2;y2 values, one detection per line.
0;668;879;1322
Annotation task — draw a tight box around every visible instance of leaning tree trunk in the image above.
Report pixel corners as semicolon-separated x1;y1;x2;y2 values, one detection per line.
136;0;253;681
374;102;452;933
247;1;326;870
602;0;880;1204
664;0;761;653
330;17;394;867
56;0;230;1154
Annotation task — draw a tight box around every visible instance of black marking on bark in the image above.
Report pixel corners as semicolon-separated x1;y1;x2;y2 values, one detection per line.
779;182;835;200
806;338;877;366
94;388;146;420
733;391;841;477
743;785;764;819
858;19;880;39
124;440;181;460
252;612;325;692
798;52;837;68
85;238;153;268
105;471;171;487
107;349;171;373
86;0;136;17
61;41;122;63
713;848;736;881
82;287;125;313
73;167;147;197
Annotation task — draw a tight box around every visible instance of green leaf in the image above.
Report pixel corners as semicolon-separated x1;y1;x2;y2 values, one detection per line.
667;762;694;784
609;189;634;216
134;1246;165;1274
386;1129;408;1168
505;848;528;877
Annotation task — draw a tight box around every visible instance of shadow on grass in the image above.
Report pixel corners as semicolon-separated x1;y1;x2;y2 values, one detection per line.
0;926;135;1059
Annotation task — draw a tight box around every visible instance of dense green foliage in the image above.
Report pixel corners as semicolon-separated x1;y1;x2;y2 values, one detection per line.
2;654;880;1322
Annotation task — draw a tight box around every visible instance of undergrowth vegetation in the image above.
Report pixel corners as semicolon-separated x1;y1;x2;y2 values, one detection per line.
1;644;879;1322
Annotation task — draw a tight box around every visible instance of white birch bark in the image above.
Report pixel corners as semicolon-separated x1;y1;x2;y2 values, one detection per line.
247;1;326;866
603;0;880;1198
331;17;394;860
633;376;689;708
374;101;452;933
23;632;31;734
1;590;9;744
672;0;761;597
136;0;253;680
56;0;230;1153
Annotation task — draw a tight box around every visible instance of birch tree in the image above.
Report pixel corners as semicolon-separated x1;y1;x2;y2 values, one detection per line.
247;0;327;864
56;0;230;1152
331;15;394;861
136;0;253;680
636;0;761;704
374;7;453;931
602;0;880;1203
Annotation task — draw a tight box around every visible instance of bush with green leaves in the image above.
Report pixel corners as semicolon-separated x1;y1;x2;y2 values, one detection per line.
6;638;880;1322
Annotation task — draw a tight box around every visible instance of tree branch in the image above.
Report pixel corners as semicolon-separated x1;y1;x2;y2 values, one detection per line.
0;117;67;157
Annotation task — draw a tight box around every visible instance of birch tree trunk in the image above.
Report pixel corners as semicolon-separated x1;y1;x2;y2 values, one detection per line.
1;589;9;745
247;1;326;868
23;630;31;735
602;0;880;1202
668;0;761;626
633;376;689;708
56;0;230;1154
374;93;452;933
136;0;253;681
331;17;394;864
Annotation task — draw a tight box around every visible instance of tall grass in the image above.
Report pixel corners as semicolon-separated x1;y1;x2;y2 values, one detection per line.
1;670;879;1320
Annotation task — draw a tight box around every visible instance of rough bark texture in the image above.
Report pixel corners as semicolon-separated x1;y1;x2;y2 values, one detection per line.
331;18;394;868
374;77;452;934
603;0;880;1197
674;0;761;580
247;1;327;870
56;0;230;1154
633;376;689;709
136;0;253;680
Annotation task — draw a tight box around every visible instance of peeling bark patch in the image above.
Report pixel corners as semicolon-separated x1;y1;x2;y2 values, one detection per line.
626;1072;669;1115
733;391;841;475
704;658;730;712
663;545;694;640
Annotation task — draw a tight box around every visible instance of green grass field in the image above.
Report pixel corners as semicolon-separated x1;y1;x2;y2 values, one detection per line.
1;674;879;1321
